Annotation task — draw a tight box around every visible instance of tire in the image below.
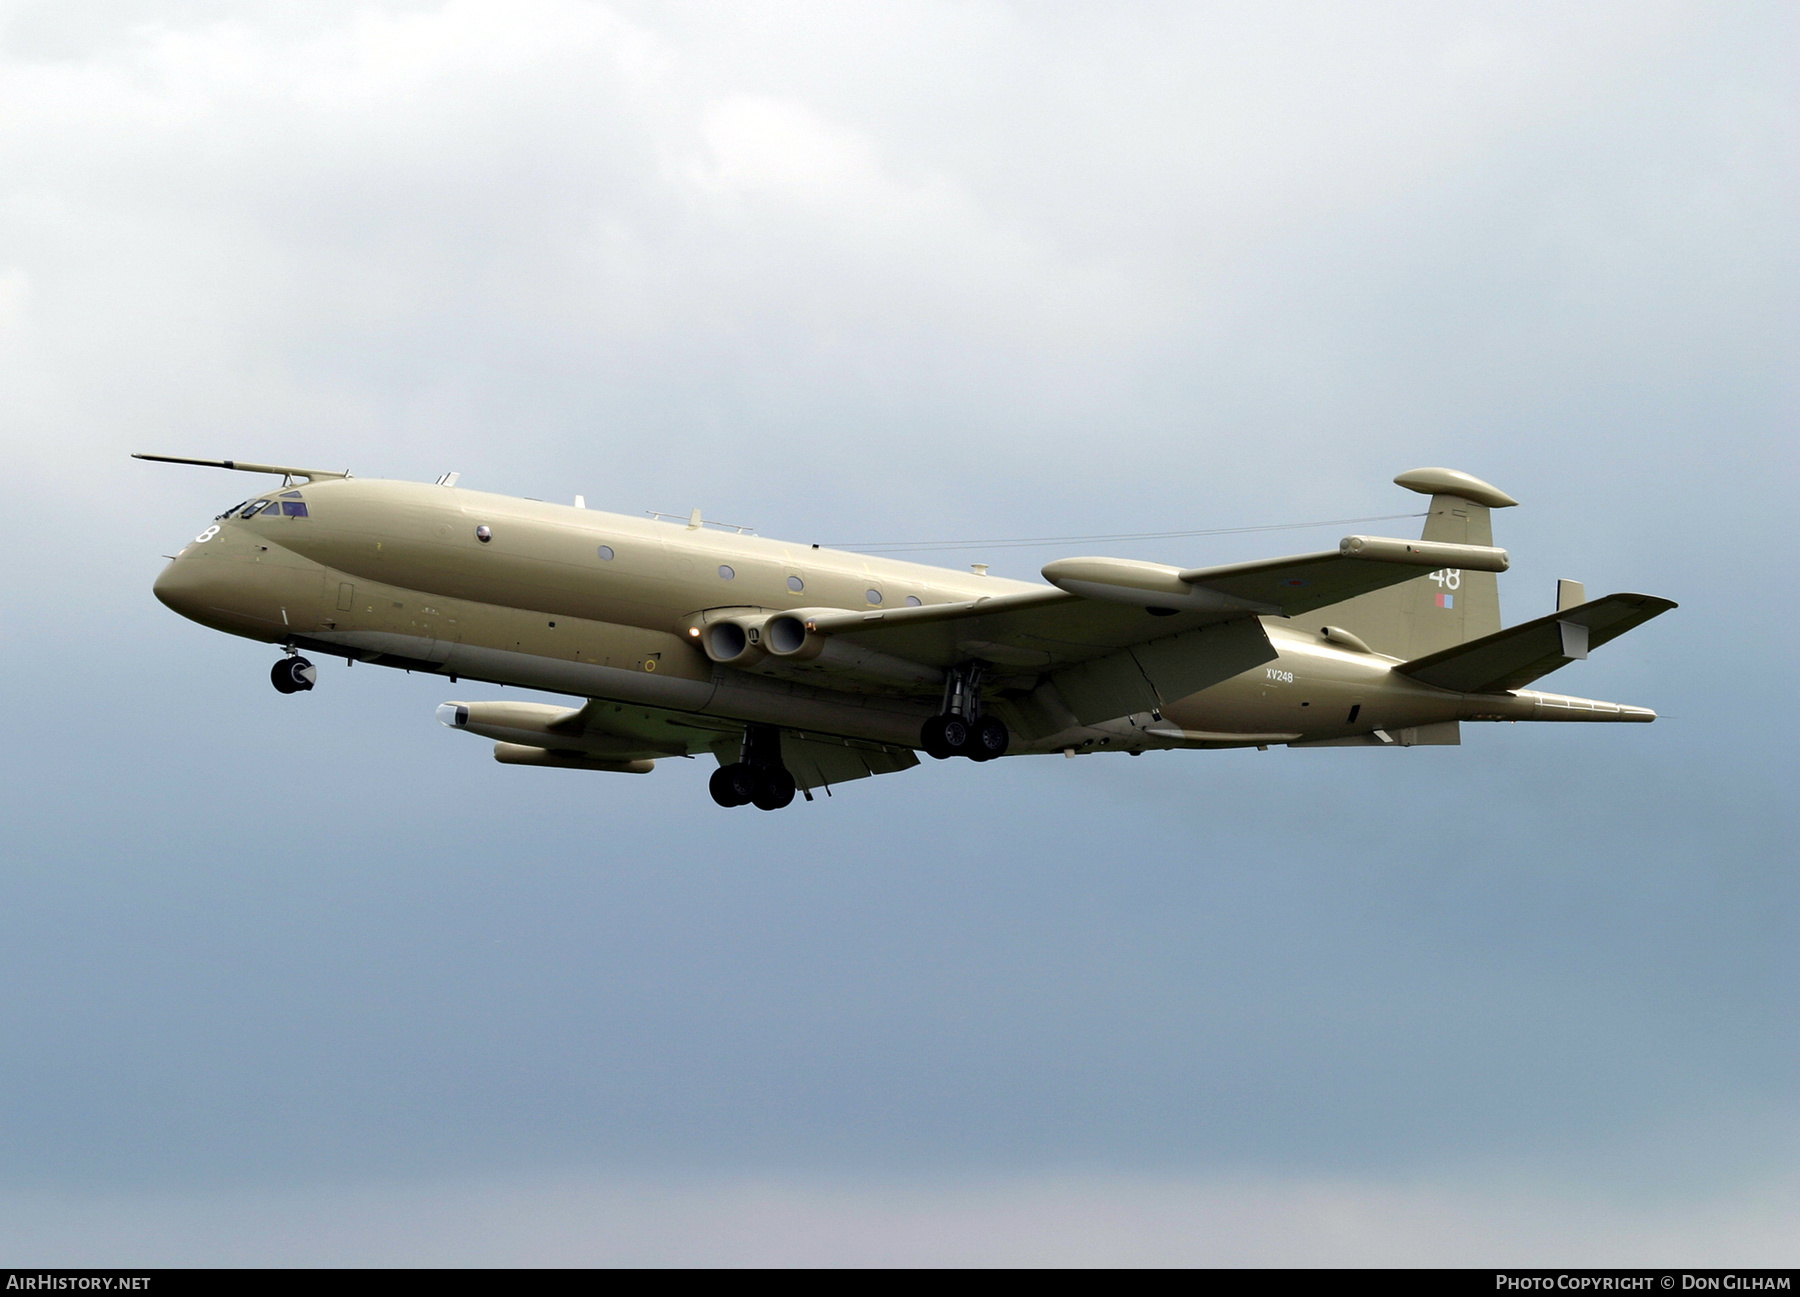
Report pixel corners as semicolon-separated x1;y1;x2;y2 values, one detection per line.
709;763;756;807
920;714;958;760
941;715;970;753
751;766;797;811
271;657;316;693
968;715;1010;761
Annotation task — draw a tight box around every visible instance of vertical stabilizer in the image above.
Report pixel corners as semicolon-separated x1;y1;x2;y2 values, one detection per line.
1310;468;1517;659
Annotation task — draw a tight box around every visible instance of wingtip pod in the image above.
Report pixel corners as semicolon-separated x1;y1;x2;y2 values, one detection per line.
1339;535;1510;571
1393;467;1518;508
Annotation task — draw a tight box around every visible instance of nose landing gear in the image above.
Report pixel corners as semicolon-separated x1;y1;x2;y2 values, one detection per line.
921;662;1009;761
710;723;798;810
271;654;317;694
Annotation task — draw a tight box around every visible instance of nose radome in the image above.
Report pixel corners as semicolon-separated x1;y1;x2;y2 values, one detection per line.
153;554;212;623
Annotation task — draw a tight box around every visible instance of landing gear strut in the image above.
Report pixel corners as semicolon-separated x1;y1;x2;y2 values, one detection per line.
271;654;317;694
921;662;1008;761
710;723;798;810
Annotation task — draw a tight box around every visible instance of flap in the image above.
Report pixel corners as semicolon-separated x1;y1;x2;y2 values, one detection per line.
1051;616;1278;724
782;735;920;792
713;730;919;792
559;698;735;757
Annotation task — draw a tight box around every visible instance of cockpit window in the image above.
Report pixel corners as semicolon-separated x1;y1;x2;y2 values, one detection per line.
281;501;308;517
240;499;271;518
279;489;303;499
217;500;250;520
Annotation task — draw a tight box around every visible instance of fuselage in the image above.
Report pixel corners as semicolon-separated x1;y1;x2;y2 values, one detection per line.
152;476;1648;756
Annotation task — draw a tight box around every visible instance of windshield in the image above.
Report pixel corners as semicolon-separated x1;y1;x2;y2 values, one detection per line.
236;496;308;519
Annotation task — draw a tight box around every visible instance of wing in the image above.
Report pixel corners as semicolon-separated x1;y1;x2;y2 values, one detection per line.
817;597;1276;726
805;534;1508;665
787;535;1508;725
461;698;918;792
1043;535;1508;618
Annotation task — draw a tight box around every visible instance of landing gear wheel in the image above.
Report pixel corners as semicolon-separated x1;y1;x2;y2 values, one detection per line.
709;763;756;808
271;656;317;694
967;715;1010;761
751;766;797;811
920;714;959;760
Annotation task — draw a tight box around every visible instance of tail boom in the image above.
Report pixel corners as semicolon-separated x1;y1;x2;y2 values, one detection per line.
1462;687;1657;724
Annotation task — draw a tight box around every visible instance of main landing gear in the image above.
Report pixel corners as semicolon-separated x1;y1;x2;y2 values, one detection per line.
710;723;798;810
271;653;317;694
921;662;1009;761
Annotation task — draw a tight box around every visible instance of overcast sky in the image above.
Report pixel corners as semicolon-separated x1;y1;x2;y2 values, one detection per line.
0;0;1795;1266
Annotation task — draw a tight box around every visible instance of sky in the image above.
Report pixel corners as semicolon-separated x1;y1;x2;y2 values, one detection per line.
0;0;1795;1267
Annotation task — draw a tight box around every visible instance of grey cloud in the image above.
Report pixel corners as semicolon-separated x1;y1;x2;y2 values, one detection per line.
3;1172;1797;1266
0;0;1794;1262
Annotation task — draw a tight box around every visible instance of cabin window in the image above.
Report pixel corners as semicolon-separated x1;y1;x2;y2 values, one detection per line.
865;589;883;605
596;545;615;561
281;501;309;517
718;565;735;580
905;595;922;607
787;575;804;592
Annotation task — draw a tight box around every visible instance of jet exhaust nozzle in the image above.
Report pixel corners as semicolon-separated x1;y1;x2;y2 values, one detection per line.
702;618;769;666
763;611;942;684
765;613;825;661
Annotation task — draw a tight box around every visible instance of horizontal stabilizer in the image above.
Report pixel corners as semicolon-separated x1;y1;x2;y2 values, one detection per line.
1398;593;1676;695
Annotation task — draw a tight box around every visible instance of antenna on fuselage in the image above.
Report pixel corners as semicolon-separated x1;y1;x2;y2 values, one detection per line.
645;508;757;534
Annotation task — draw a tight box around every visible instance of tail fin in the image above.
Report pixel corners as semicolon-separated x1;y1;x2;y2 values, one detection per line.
1317;468;1518;658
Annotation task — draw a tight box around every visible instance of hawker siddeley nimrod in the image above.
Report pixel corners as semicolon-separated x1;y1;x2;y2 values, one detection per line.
141;456;1674;810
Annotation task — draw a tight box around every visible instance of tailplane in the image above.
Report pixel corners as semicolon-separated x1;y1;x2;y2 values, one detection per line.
1397;593;1677;694
1317;467;1517;658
